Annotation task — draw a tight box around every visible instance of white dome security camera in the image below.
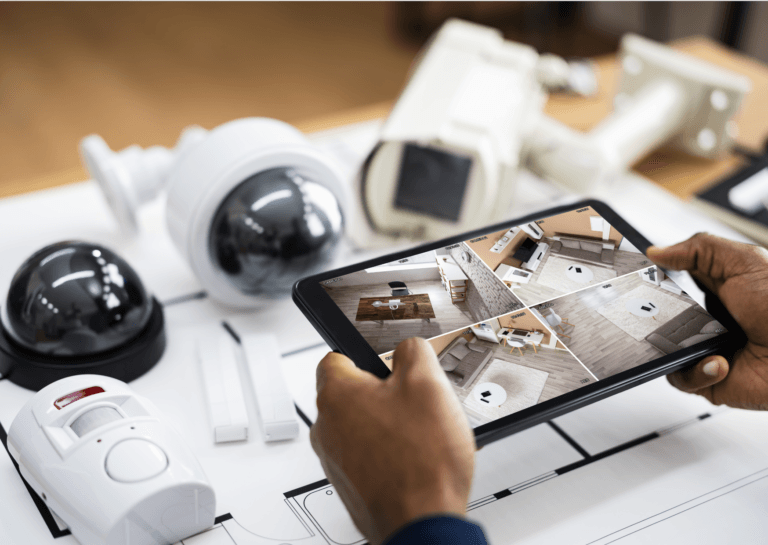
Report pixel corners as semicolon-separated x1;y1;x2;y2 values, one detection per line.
81;118;347;308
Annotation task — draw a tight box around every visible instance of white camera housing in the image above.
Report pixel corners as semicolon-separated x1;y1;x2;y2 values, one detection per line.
164;118;347;308
8;375;215;545
356;20;751;246
82;118;347;308
355;19;545;243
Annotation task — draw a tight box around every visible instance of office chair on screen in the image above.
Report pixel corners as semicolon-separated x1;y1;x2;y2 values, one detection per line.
389;281;410;296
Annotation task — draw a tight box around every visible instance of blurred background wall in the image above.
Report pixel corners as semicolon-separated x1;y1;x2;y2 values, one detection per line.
1;1;765;195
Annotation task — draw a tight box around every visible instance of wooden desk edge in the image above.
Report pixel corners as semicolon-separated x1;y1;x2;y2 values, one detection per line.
6;37;766;201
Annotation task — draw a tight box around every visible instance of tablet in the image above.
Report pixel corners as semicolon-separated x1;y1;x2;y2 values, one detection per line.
293;200;744;446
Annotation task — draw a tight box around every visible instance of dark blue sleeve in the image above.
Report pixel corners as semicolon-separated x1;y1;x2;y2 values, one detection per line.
384;515;488;545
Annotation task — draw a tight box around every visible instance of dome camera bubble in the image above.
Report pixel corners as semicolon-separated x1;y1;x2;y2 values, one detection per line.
208;167;344;296
2;242;154;356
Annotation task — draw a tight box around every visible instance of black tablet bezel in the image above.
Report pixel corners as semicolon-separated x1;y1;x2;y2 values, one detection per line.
293;199;745;447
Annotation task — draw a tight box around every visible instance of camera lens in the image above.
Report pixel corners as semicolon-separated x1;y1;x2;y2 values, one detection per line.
1;242;154;356
394;144;472;222
208;167;344;296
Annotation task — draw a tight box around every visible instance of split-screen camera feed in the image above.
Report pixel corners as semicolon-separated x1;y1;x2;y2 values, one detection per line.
321;206;727;428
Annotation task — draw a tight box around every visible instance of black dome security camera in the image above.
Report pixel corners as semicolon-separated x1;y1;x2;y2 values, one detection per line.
0;241;165;390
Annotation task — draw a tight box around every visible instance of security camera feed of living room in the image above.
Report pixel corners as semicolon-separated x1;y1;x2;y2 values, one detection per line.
320;205;727;427
320;247;526;355
466;206;652;306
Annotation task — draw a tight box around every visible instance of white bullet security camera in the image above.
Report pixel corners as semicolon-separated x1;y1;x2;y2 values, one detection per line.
354;19;751;247
353;20;546;244
81;118;347;308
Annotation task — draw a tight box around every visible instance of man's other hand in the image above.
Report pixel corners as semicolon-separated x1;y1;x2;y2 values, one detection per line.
648;233;768;410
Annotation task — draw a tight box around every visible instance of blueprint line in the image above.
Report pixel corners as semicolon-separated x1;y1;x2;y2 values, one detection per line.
161;291;208;307
281;342;328;359
283;412;715;517
295;404;314;428
547;420;590;459
215;513;234;525
467;412;714;512
586;467;768;544
284;479;331;499
222;320;242;344
555;432;659;475
222;321;327;360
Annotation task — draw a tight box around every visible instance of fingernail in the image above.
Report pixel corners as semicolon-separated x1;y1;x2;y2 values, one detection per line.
703;359;721;377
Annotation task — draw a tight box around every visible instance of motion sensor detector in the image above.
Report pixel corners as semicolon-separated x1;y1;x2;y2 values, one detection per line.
8;375;215;545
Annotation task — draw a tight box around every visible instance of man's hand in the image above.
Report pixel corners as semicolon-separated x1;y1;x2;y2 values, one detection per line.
647;233;768;409
310;337;476;545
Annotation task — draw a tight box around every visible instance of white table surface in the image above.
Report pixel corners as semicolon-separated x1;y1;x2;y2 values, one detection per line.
499;329;545;346
473;382;507;407
1;120;766;545
565;263;595;283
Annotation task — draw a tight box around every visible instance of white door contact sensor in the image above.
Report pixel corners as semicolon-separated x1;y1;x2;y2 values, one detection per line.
197;326;300;444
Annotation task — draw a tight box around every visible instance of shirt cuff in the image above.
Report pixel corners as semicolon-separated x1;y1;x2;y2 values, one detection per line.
384;514;488;545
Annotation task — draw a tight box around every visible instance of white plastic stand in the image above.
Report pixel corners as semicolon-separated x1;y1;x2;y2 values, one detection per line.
80;126;207;235
526;34;751;193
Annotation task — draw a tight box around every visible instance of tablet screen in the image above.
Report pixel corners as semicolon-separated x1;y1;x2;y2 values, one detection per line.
319;205;727;428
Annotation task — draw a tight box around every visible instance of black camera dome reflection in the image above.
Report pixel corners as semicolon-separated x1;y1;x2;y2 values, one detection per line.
209;167;344;296
2;242;153;356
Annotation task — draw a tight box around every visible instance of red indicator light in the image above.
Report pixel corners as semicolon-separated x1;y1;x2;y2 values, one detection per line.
54;386;105;410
